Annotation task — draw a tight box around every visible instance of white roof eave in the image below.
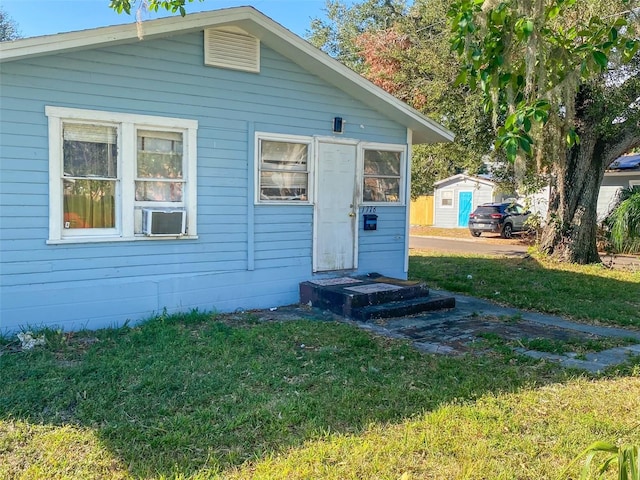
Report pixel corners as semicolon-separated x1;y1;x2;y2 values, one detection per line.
0;6;453;145
604;169;640;176
0;8;251;61
434;174;496;188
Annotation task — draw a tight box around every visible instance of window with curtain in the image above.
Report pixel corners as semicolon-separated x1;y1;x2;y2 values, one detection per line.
257;136;311;202
62;123;118;230
362;148;402;204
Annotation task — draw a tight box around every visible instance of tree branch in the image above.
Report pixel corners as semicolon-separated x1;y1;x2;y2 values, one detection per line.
602;119;640;165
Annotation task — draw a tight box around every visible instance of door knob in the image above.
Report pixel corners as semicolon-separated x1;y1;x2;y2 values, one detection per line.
348;212;356;217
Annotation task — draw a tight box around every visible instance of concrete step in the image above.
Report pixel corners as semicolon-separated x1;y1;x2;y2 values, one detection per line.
300;274;455;320
351;293;456;321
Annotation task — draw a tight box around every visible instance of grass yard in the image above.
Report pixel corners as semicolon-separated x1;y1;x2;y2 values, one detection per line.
409;251;640;328
1;310;640;479
2;254;640;479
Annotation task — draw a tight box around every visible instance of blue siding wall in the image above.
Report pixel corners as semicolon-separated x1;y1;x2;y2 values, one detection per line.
0;33;409;333
357;207;407;277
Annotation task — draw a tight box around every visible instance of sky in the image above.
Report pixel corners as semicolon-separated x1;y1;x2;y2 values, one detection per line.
1;0;337;39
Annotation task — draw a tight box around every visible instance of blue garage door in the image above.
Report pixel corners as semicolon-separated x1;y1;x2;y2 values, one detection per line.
458;191;473;227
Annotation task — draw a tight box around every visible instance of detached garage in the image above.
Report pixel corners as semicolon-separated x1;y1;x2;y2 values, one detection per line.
433;174;501;228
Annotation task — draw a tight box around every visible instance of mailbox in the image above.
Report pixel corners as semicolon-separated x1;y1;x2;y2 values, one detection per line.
363;214;378;231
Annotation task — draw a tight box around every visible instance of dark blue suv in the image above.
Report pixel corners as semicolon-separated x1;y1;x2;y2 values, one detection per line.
468;202;530;238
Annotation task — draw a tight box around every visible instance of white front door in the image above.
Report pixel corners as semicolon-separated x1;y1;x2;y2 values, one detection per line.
314;141;358;272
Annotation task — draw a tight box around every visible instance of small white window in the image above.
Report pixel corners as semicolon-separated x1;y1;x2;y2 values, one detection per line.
362;145;405;204
47;107;198;243
256;133;312;203
440;190;454;207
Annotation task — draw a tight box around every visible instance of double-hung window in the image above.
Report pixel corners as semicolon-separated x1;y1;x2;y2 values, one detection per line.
47;107;198;243
135;130;184;203
362;145;405;204
61;123;118;235
256;133;312;203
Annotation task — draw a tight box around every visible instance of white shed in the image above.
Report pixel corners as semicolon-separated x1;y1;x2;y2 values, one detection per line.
433;175;503;228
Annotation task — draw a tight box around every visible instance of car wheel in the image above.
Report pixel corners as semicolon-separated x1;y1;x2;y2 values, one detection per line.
471;231;481;237
501;223;513;239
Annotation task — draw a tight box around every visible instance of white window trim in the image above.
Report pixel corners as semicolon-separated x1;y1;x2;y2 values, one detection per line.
440;189;454;208
254;132;314;205
359;142;406;206
630;180;640;188
46;106;198;244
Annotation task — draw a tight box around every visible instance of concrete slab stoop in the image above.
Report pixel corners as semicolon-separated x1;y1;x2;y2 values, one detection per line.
299;273;456;321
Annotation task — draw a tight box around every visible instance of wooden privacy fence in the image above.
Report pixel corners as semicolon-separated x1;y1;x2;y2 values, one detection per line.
409;195;434;226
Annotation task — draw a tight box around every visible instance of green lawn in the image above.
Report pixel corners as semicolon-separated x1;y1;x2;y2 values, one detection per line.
409;251;640;328
1;254;639;479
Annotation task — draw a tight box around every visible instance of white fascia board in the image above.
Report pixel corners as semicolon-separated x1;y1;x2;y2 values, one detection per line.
1;6;453;145
0;7;258;62
433;174;466;186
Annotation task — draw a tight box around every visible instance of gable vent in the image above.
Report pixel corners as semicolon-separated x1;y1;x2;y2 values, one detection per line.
204;28;260;73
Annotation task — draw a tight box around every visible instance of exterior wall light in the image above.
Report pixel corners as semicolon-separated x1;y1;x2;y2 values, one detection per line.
333;117;344;134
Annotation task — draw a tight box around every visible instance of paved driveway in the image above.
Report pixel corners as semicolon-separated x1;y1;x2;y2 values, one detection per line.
410;235;640;270
410;235;529;257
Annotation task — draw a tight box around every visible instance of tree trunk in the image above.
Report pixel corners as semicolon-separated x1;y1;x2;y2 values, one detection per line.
538;75;640;265
539;132;605;264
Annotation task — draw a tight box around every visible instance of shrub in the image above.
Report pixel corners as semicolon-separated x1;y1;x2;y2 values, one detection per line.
602;186;640;255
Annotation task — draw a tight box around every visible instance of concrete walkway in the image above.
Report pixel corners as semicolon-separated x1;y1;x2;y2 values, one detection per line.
355;291;640;373
258;293;640;374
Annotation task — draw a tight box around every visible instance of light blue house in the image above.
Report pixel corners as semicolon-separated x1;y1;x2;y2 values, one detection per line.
0;7;453;333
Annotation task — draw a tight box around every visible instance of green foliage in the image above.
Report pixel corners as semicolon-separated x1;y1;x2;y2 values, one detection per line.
109;0;204;16
448;0;639;162
566;440;640;480
308;0;408;69
0;7;21;41
605;186;640;254
447;0;640;264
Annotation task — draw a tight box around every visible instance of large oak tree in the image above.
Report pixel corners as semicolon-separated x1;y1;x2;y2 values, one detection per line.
450;0;639;263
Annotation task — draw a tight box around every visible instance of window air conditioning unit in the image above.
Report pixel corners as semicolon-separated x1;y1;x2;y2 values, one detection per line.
142;209;186;236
